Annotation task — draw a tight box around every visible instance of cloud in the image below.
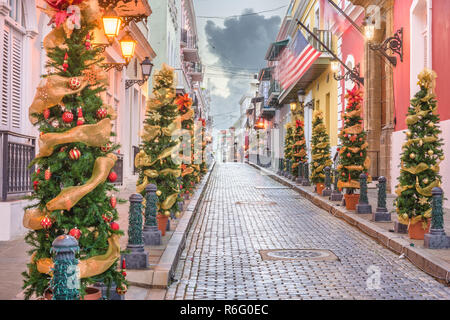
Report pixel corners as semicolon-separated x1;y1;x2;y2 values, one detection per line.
204;10;281;129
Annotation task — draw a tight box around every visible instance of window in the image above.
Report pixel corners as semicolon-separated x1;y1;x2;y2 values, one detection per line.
9;0;25;26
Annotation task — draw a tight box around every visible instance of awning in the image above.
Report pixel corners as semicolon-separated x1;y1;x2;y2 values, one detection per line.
258;67;273;82
265;39;289;61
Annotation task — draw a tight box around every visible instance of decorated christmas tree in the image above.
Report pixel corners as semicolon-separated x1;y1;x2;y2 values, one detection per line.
191;119;204;183
337;86;371;195
135;64;181;222
291;119;308;178
22;0;126;299
199;118;208;174
310;110;332;184
395;69;444;229
283;123;295;174
174;94;197;195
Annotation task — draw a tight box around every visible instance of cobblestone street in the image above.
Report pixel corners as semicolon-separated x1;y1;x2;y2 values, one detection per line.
166;163;450;300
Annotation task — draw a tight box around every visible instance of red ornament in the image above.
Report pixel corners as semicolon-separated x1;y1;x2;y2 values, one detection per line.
85;33;91;50
36;168;41;175
102;212;113;223
101;143;112;152
69;227;81;240
337;148;340;152
180;185;183;190
347;153;351;158
96;107;108;119
108;171;117;182
45;168;51;180
69;147;81;160
110;222;119;230
62;111;74;123
43;109;50;120
360;152;363;157
40;216;52;229
62;52;69;72
69;77;82;90
76;107;85;126
33;180;39;191
342;173;345;177
110;196;117;209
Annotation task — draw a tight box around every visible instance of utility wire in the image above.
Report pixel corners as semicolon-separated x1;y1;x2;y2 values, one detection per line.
197;5;288;19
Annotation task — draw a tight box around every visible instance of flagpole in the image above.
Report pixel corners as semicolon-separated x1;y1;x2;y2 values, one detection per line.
326;0;363;34
295;19;364;86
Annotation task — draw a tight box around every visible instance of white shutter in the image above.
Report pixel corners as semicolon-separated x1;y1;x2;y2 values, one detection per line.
11;28;22;129
1;25;10;128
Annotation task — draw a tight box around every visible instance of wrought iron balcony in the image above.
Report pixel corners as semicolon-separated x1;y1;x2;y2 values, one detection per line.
307;28;333;53
0;131;36;201
268;79;281;106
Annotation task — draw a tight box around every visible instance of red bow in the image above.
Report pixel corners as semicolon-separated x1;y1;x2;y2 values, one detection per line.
45;0;83;10
296;120;304;128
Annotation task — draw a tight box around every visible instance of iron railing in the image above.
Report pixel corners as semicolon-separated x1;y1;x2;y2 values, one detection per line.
112;153;124;186
1;131;36;201
308;29;333;52
133;146;139;175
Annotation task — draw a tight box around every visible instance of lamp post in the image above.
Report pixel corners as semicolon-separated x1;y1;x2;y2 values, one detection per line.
104;31;137;71
125;57;154;89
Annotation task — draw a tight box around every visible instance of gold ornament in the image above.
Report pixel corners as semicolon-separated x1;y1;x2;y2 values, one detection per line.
423;178;429;184
427;150;434;156
428;122;434;128
164;211;171;217
405;131;412;137
418;197;428;205
440;155;445;161
409;153;416;159
156;190;162;196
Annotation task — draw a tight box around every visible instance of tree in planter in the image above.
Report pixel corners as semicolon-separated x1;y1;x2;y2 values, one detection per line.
174;94;196;195
394;69;444;235
22;0;126;299
291;119;308;178
283;123;295;174
310;110;332;193
337;86;371;208
135;64;181;231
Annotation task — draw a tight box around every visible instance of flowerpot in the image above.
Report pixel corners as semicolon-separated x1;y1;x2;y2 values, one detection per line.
344;193;360;211
157;215;169;236
44;287;101;300
408;220;431;240
316;183;325;196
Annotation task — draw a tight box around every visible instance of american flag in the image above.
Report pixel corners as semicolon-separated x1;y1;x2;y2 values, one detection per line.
276;30;322;90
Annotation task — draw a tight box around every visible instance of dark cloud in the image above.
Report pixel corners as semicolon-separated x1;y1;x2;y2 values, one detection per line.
204;10;281;129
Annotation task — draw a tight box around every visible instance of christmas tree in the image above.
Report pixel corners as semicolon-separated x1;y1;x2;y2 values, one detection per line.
310;110;332;184
291;119;308;178
191;120;203;184
283;123;295;174
337;86;371;194
395;69;444;227
175;94;197;195
135;64;181;220
22;0;126;299
199;118;208;174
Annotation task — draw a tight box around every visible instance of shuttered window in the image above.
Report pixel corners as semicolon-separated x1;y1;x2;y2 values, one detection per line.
0;23;23;131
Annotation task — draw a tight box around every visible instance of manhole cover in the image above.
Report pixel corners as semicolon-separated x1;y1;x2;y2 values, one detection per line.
260;249;339;262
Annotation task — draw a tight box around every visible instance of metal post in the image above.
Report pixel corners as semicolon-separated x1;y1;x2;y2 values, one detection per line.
143;184;162;246
424;187;450;249
121;193;149;269
322;166;332;197
302;163;311;186
296;162;304;184
50;235;80;300
330;169;343;201
372;176;391;221
357;173;372;214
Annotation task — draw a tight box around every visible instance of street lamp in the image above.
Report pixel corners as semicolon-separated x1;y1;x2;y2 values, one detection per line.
331;58;364;86
331;59;340;73
120;31;137;63
297;89;306;104
125;57;154;89
290;101;297;112
102;9;122;43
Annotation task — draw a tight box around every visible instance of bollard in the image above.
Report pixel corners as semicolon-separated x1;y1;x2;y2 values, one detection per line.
424;187;450;249
330;169;343;201
281;159;286;177
121;193;149;269
50;235;80;300
143;184;162;246
291;161;297;182
277;158;282;175
322;166;332;197
372;176;391;221
356;173;372;214
286;159;291;179
302;163;311;186
296;162;304;184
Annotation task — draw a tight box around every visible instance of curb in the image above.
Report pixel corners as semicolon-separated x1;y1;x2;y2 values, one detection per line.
127;161;216;289
249;162;450;284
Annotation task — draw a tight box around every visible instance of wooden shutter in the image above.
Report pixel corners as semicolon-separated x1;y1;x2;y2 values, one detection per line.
11;28;22;129
1;25;10;129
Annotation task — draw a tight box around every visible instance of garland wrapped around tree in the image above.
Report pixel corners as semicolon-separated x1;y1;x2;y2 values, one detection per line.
310;110;332;184
394;69;444;227
337;86;371;194
199;118;208;174
22;0;126;299
191;120;203;184
283;123;295;174
135;64;181;219
175;94;196;195
291;119;308;178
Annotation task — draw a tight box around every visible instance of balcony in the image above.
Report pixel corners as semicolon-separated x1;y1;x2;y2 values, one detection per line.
0;131;36;201
267;80;281;106
188;63;203;82
307;28;333;53
182;33;200;62
181;28;188;48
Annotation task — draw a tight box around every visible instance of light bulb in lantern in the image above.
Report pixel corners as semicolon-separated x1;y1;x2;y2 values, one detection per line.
102;9;122;42
120;31;137;63
364;24;375;41
331;59;340;73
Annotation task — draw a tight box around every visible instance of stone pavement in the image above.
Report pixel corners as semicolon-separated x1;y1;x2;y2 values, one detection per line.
166;163;450;300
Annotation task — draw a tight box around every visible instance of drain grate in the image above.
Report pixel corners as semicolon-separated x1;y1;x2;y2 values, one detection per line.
235;201;277;206
260;249;339;262
254;186;291;190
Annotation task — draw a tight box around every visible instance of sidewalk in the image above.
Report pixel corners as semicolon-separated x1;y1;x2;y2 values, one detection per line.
250;163;450;284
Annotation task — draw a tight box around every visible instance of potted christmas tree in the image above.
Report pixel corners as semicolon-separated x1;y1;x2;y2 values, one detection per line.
283;123;295;177
310;110;332;195
394;69;444;240
135;65;181;237
337;86;371;210
292;119;308;181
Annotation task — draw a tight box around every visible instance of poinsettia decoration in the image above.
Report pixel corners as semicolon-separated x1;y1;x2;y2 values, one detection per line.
295;120;304;128
175;94;192;112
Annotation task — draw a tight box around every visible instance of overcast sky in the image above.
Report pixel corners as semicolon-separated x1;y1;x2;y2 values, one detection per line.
193;0;291;132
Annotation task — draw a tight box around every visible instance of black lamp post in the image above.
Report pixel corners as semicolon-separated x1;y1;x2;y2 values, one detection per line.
125;57;154;89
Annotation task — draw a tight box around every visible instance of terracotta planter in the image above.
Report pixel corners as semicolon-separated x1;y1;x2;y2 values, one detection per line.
157;215;169;236
408;220;431;240
316;183;325;196
344;193;360;211
44;287;101;300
